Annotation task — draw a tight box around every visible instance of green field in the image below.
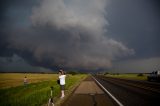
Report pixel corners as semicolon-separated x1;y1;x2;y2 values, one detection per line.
105;73;148;80
0;73;87;106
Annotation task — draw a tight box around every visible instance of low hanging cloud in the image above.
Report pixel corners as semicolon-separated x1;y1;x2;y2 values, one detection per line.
112;57;160;73
8;0;134;69
0;54;52;72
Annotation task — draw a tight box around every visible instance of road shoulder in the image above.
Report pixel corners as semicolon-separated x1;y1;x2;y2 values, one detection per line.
61;76;116;106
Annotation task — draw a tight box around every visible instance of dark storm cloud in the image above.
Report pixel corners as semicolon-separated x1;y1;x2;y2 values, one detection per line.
0;54;52;72
106;0;160;72
0;0;38;57
8;24;134;69
1;0;134;70
112;57;160;73
1;0;159;72
106;0;160;59
0;0;35;27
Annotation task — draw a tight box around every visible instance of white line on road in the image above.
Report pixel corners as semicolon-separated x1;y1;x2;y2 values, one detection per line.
92;76;124;106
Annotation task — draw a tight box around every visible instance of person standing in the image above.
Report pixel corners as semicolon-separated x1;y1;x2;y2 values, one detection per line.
24;76;28;85
59;69;66;98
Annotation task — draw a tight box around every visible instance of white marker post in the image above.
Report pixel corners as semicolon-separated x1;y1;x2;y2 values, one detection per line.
48;86;54;106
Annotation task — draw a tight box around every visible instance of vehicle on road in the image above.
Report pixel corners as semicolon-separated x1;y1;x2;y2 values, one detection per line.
147;70;160;82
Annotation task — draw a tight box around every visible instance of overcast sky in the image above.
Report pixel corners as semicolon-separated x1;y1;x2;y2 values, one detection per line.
0;0;160;73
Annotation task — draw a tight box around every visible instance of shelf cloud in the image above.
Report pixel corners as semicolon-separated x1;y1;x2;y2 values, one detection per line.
7;0;134;69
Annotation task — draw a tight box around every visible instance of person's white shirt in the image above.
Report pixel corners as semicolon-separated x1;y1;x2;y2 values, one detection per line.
59;75;66;85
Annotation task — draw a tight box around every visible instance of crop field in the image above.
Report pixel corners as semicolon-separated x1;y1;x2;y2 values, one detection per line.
0;73;87;106
105;73;148;80
0;73;59;89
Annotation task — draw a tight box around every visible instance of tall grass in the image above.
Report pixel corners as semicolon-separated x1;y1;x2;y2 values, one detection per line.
0;74;86;106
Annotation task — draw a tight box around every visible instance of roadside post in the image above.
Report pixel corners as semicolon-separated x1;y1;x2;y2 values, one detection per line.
48;86;54;106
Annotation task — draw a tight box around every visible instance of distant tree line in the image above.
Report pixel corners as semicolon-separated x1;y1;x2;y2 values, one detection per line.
67;71;86;75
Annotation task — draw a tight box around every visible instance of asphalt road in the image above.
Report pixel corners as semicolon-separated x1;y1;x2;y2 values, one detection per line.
94;75;160;106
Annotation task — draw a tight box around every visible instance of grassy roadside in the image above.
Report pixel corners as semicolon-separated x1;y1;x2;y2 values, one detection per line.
0;73;87;106
53;74;87;106
105;73;148;81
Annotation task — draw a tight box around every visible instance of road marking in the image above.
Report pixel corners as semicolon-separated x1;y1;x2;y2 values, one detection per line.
92;76;124;106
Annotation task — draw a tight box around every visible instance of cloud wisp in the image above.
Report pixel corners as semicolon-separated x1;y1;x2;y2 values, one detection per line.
8;0;134;69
